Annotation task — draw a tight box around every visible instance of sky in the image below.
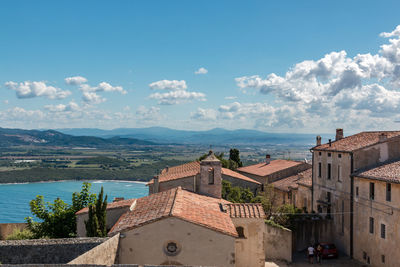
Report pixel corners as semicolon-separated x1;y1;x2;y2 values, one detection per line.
1;0;400;134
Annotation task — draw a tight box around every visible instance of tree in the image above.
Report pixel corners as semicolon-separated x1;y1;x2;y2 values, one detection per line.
222;180;257;203
229;148;243;168
85;186;108;237
26;182;96;238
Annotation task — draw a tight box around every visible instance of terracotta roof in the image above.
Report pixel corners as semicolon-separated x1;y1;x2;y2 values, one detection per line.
297;168;312;187
224;203;265;219
271;167;312;191
221;167;261;184
76;198;136;215
108;187;237;237
356;160;400;183
148;161;260;185
237;160;303;177
313;131;400;152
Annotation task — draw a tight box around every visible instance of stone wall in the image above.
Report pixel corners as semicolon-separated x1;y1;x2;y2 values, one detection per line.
0;223;27;240
0;237;108;264
264;223;292;263
69;234;119;265
222;174;261;195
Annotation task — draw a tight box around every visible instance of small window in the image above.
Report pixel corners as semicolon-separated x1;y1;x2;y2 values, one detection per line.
363;251;367;260
288;191;292;200
381;224;386;239
318;162;322;178
327;192;331;203
338;153;342;158
386;183;391;202
382;255;385;263
164;241;180;256
369;217;374;234
208;168;214;184
319;152;321;156
236;226;245;238
327;163;331;180
356;186;359;197
370;182;375;200
328;153;331;157
337;165;341;182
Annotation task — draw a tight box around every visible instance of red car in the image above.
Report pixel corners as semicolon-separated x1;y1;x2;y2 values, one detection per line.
318;243;338;259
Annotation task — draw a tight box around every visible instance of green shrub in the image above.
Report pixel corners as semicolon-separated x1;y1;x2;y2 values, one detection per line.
6;228;35;240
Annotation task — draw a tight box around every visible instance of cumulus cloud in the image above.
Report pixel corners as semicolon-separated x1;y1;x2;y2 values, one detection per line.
5;81;71;99
149;90;206;105
195;67;208;75
136;106;162;121
190;108;217;121
233;25;400;129
65;76;88;85
149;80;187;91
44;101;80;112
82;91;106;104
78;82;126;104
224;96;237;100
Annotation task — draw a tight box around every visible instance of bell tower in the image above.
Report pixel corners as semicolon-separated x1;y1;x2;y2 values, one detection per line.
199;151;222;198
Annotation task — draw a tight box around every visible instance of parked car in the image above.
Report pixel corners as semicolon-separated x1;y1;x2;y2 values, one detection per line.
319;243;338;259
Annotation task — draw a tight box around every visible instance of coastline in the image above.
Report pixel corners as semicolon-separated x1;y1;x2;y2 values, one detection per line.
0;179;148;185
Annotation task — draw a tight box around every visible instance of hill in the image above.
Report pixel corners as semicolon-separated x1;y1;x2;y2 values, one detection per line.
0;127;155;148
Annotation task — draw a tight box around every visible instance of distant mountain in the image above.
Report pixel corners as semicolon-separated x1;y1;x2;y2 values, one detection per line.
57;127;319;145
0;128;155;148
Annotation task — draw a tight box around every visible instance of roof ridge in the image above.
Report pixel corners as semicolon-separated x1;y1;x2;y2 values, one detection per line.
169;187;180;216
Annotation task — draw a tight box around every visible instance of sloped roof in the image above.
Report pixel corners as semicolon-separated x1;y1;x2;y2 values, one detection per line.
147;161;260;185
221;167;261;184
237;160;303;177
356;160;400;183
271;168;312;191
224;203;265;219
76;198;136;215
108;187;237;237
313;131;400;152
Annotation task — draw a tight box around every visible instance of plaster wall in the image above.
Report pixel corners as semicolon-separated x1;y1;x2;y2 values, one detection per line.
232;218;265;267
77;207;130;237
312;150;352;255
264;223;292;262
0;223;27;240
295;185;312;212
117;217;235;267
353;177;399;267
159;176;196;193
68;233;119;265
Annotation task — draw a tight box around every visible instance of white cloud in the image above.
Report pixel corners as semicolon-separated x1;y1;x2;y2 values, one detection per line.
195;67;208;75
149;80;187;91
5;81;71;99
78;82;126;104
149;90;206;105
82;91;106;104
190;108;217;120
3;100;8;104
224;96;237;100
44;101;80;112
65;76;88;85
136;106;162;121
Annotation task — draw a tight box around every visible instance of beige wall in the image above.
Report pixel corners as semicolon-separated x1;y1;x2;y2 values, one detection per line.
68;234;120;265
295;185;312;212
312;150;352;255
354;177;399;267
0;223;27;240
232;218;265;267
117;217;236;267
77;207;130;237
222;174;261;195
264;223;292;262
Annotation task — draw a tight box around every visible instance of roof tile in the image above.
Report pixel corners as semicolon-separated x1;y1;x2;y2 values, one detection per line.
237;160;304;177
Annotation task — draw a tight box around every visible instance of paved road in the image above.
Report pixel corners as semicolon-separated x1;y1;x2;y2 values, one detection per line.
266;252;364;267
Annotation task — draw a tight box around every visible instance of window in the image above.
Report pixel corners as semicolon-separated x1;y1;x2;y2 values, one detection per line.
164;241;180;256
369;217;374;234
328;153;331;157
288;191;292;200
327;163;331;179
338;153;342;158
363;251;367;260
370;182;375;200
208;168;214;184
382;255;385;263
319;152;321;156
356;186;359;197
386;183;391;202
338;165;341;182
327;192;331;203
381;224;386;239
318;162;322;178
236;226;245;238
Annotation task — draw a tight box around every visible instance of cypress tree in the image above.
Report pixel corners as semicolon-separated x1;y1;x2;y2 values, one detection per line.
85;186;107;237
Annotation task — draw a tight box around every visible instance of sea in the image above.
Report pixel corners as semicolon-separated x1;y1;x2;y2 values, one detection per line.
0;180;148;223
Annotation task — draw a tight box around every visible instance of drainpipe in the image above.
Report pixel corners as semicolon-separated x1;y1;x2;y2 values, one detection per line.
350;152;354;258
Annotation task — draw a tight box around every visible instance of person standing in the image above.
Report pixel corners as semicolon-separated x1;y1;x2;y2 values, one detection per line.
316;244;323;263
308;245;315;264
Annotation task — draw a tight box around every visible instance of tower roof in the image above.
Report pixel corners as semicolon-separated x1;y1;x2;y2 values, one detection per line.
201;150;220;162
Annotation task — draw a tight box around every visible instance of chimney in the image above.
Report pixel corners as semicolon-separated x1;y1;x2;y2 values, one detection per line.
153;175;159;193
265;154;271;165
316;136;322;146
336;128;344;141
113;197;124;202
379;133;387;143
165;165;169;172
329;139;332;147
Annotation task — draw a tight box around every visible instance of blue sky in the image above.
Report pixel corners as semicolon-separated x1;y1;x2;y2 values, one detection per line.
1;0;400;134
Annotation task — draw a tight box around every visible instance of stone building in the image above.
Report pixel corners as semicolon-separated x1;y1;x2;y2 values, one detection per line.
353;160;400;266
236;156;311;185
147;152;262;196
270;168;312;211
311;129;400;257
